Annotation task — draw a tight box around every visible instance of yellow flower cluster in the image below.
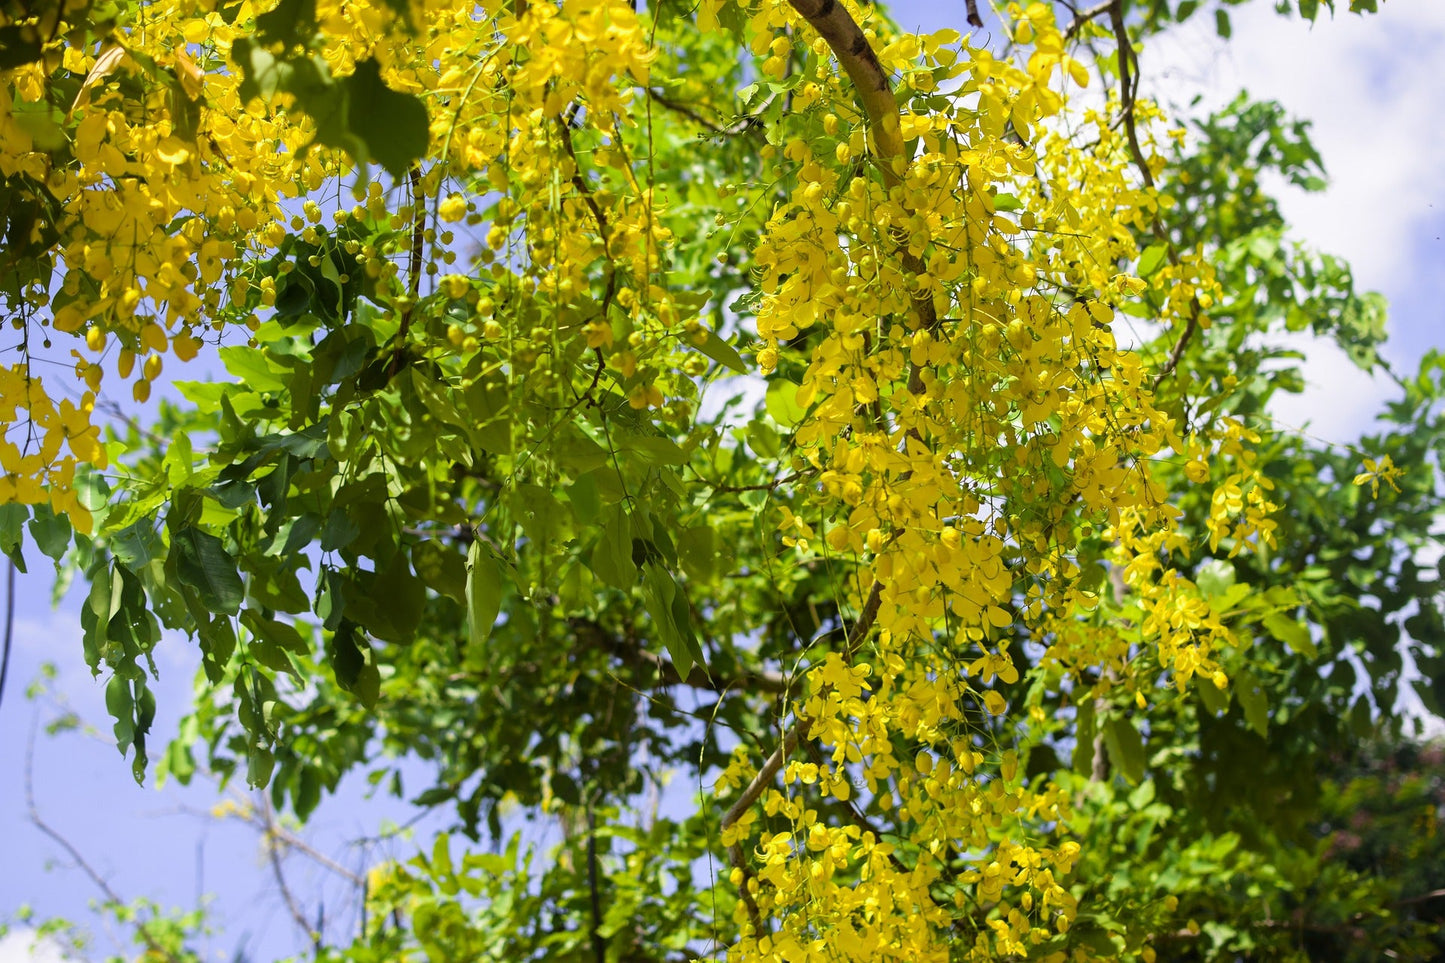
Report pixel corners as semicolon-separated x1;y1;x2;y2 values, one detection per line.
714;1;1282;958
1;0;1284;955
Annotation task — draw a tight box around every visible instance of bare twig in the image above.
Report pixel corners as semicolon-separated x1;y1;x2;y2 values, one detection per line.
25;722;184;963
388;166;427;377
707;469;810;494
1109;1;1152;192
555;113;619;407
259;793;317;946
1395;887;1445;908
574;618;789;695
241;808;365;887
0;558;13;720
646;87;767;136
1064;0;1113;40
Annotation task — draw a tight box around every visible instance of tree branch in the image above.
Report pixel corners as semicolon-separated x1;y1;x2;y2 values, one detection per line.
1064;0;1113;40
646;87;768;136
718;578;884;931
784;0;939;390
0;559;13;720
1105;0;1204;389
574;618;789;695
25;723;185;963
260;793;316;947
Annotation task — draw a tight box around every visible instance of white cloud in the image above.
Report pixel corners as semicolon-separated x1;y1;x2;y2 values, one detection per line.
0;930;70;963
1200;1;1445;293
1143;0;1445;444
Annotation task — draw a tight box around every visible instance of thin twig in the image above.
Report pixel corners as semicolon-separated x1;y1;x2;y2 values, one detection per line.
555;114;619;406
389;166;427;377
645;87;766;136
260;793;315;944
574;618;789;694
242;809;366;887
719;580;884;826
708;469;809;494
1395;887;1445;907
25;722;184;963
0;558;13;720
1105;0;1204;388
1109;1;1152;192
784;0;939;396
1064;0;1113;40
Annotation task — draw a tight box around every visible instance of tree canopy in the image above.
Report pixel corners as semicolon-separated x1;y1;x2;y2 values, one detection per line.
2;0;1442;960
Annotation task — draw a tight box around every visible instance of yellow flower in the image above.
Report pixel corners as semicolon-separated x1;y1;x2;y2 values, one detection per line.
1353;454;1403;498
438;194;468;223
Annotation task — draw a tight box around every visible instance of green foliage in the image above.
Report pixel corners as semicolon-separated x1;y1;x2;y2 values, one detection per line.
13;0;1442;959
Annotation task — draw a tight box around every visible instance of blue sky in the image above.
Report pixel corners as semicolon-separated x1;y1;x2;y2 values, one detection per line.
3;1;1443;960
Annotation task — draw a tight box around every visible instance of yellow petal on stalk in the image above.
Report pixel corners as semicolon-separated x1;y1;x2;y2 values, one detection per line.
174;48;206;100
172;332;201;362
70;43;127;117
156;136;192;166
1065;55;1089;88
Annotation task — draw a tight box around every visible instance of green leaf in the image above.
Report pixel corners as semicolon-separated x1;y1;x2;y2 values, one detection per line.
233;39;303;103
344;58;430;177
294;768;321;820
1263;612;1317;658
1195;558;1235;597
590;507;637;590
241;611;308;655
219;345;289;391
694;326;748;374
1137;243;1168;279
1103;717;1146;785
198;615;237;684
170;527;245;615
353;660;381;709
106;673;135;755
677;525;718;582
567;472;601;525
466;540;503;651
1235;669;1269;737
0;502;26;572
413;539;467;604
765;378;806;427
619;434;687;466
88;563;122;623
247;746;276;788
28;506;71;561
1127;778;1155;810
255;0;317;45
1198;673;1228;716
0;25;44;69
375;550;427;640
640;562;704;681
329;620;366;692
745;418;781;458
1215;8;1232;37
